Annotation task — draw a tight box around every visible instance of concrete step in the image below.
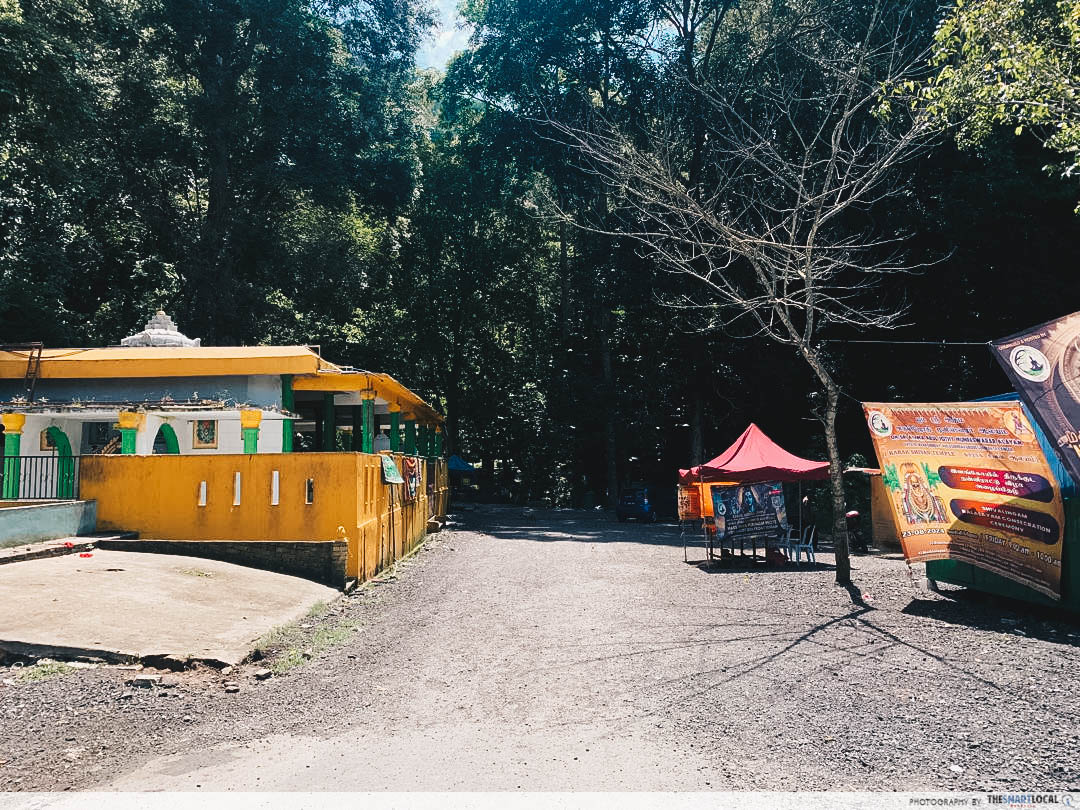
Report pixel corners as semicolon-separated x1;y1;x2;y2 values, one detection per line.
0;532;138;566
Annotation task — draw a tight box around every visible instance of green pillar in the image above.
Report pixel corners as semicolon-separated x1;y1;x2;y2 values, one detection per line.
120;429;137;455
434;427;443;457
241;411;261;455
389;411;401;453
2;430;21;499
117;413;139;456
361;397;375;454
281;374;294;453
404;420;417;455
322;394;336;451
420;425;431;457
351;405;362;453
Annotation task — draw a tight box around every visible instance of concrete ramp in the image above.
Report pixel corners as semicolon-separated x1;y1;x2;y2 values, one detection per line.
0;549;337;666
0;500;97;548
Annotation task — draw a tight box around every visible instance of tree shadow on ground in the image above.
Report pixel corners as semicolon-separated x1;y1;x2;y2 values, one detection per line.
580;588;1024;724
467;512;687;547
902;592;1080;645
684;556;836;575
465;506;837;555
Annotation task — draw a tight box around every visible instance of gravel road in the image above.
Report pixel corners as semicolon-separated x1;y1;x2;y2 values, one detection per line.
2;505;1079;791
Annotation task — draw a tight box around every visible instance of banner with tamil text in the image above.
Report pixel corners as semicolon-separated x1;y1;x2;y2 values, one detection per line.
677;485;702;521
863;402;1064;599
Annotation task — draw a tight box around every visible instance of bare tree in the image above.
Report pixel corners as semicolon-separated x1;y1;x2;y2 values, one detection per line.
549;0;938;585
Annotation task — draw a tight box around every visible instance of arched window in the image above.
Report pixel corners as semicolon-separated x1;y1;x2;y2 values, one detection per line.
43;427;75;498
153;423;180;454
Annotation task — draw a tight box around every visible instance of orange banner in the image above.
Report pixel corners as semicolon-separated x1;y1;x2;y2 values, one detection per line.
677;485;702;520
863;402;1064;599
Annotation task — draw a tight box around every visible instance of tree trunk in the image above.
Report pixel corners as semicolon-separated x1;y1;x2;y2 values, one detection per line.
600;310;618;508
555;214;580;507
690;388;705;465
558;218;571;346
185;15;248;343
823;380;851;585
799;345;851;585
481;456;495;500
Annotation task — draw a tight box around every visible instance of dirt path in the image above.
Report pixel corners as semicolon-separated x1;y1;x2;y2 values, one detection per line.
3;506;1079;791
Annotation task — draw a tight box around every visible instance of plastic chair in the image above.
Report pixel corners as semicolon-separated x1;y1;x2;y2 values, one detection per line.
782;526;800;560
792;525;816;564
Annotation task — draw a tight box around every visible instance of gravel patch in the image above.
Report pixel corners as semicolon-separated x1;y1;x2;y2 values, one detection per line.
1;505;1078;791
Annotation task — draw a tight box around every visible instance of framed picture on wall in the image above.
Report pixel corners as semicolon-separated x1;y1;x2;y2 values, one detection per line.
40;429;57;451
192;419;218;449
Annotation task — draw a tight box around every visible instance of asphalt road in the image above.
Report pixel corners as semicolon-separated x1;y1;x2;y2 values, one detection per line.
3;506;1079;791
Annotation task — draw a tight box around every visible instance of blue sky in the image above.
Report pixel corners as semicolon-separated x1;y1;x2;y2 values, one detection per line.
416;0;472;70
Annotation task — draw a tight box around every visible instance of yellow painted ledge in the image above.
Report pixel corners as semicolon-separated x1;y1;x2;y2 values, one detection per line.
0;346;335;380
293;371;443;423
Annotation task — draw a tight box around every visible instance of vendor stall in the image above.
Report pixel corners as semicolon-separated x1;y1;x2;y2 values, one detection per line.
448;454;479;500
678;423;829;563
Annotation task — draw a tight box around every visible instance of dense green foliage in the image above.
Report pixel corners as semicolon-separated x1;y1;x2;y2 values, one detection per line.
921;0;1080;179
1;0;1079;509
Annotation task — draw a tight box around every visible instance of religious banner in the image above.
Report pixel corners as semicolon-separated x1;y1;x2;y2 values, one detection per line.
863;401;1064;599
992;310;1080;485
677;485;702;520
380;454;404;485
709;482;787;545
401;456;420;501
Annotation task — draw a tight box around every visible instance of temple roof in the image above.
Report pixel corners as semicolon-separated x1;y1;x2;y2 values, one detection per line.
0;313;443;423
120;311;201;347
0;345;332;379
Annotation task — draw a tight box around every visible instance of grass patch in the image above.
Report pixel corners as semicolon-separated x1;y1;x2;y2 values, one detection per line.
251;533;436;675
14;661;75;683
255;600;360;675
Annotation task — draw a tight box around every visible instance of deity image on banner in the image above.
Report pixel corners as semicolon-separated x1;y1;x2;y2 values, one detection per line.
709;482;786;544
898;462;947;525
737;486;759;513
864;401;1066;599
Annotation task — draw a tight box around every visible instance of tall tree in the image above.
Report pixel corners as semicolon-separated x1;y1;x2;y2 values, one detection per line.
551;0;939;582
0;0;433;347
921;0;1080;184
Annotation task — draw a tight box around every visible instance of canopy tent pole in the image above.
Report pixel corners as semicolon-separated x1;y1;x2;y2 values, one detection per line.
798;481;803;540
700;469;707;563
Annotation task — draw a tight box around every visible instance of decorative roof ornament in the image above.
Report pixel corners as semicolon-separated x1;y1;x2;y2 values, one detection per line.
120;311;201;348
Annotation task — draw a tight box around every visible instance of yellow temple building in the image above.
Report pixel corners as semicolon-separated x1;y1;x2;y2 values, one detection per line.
0;313;448;587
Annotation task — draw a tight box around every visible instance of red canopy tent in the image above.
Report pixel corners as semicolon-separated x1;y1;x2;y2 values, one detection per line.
678;423;829;484
678;423;829;563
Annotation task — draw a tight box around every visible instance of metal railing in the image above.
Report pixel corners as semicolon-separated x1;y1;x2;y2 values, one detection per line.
0;455;81;500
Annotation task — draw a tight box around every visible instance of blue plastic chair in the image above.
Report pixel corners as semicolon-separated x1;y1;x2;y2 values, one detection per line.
782;526;800;561
792;525;816;564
